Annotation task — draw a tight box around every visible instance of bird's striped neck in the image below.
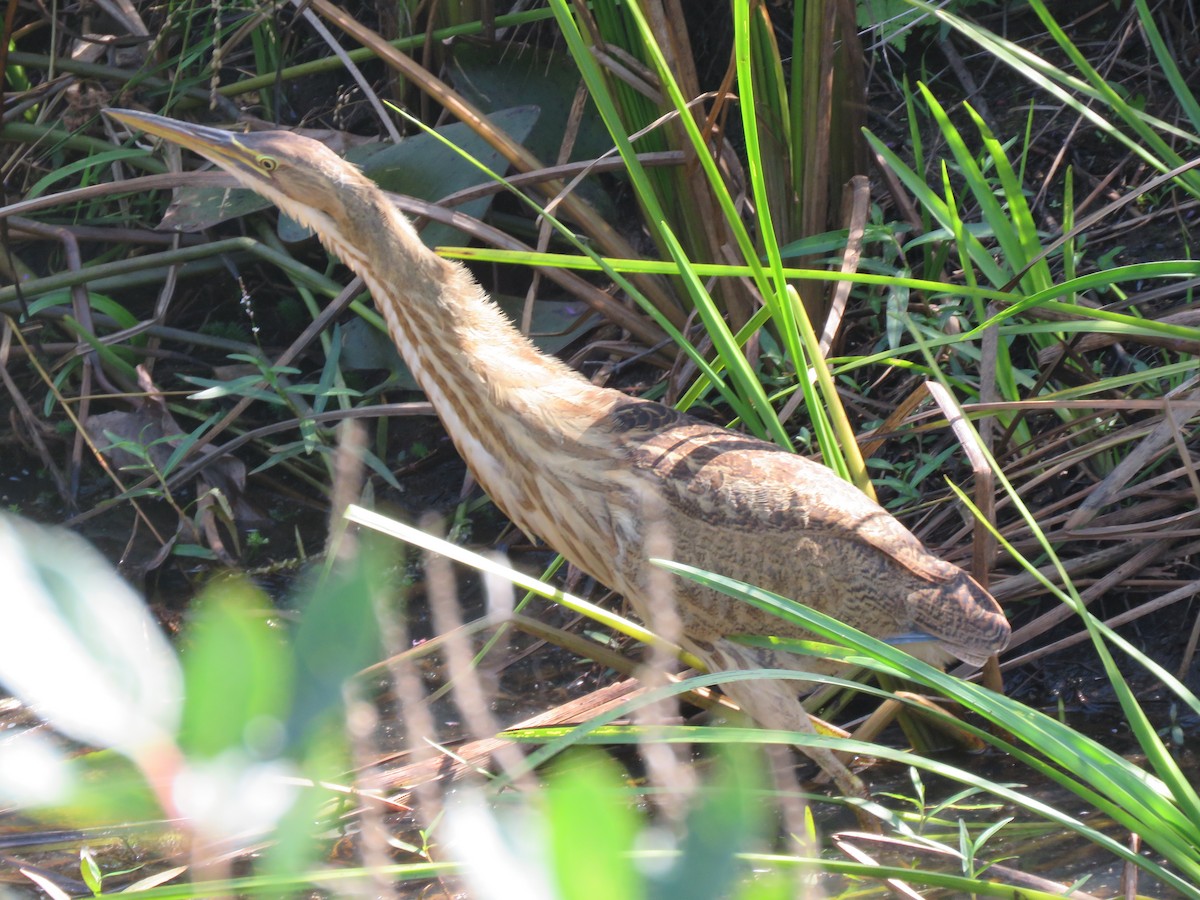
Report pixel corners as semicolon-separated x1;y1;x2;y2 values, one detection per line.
331;194;614;524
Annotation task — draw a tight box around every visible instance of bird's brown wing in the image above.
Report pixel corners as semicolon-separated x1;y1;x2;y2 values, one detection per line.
594;397;1010;664
597;398;960;586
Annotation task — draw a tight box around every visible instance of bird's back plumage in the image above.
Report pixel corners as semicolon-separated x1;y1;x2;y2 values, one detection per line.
587;398;1009;670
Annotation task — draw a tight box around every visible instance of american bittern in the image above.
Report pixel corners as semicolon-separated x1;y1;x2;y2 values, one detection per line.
107;109;1009;802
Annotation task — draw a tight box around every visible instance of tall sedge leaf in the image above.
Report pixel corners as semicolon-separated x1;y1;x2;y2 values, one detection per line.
1024;0;1199;187
959;104;1054;294
605;5;805;364
916;84;1049;295
865;133;1008;285
443;247;1012;312
789;0;868;319
745;7;794;239
963;262;1200;340
1133;0;1200;132
575;1;766;332
549;0;796;448
734;0;872;487
785;287;856;485
617;3;792;410
658;223;770;436
908;0;1200;198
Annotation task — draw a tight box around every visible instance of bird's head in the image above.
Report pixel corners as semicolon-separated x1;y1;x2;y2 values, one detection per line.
105;108;376;239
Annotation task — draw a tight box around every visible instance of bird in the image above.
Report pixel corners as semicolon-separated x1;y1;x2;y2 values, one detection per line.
106;108;1010;803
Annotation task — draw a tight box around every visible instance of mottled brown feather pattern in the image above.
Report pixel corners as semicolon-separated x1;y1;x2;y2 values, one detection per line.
589;399;1008;664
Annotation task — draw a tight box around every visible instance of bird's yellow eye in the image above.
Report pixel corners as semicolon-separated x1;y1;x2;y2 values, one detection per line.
257;155;279;172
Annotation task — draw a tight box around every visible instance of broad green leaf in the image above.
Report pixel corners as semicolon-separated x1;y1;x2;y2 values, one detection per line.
177;580;292;760
546;750;641;900
79;847;102;895
448;42;613;167
286;539;387;744
35;748;164;825
649;745;769;900
0;515;181;755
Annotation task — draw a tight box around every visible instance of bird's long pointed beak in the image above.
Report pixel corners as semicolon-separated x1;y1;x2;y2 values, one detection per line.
104;108;245;166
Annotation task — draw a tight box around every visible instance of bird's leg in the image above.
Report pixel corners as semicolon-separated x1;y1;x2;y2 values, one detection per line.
719;678;868;797
717;676;880;833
